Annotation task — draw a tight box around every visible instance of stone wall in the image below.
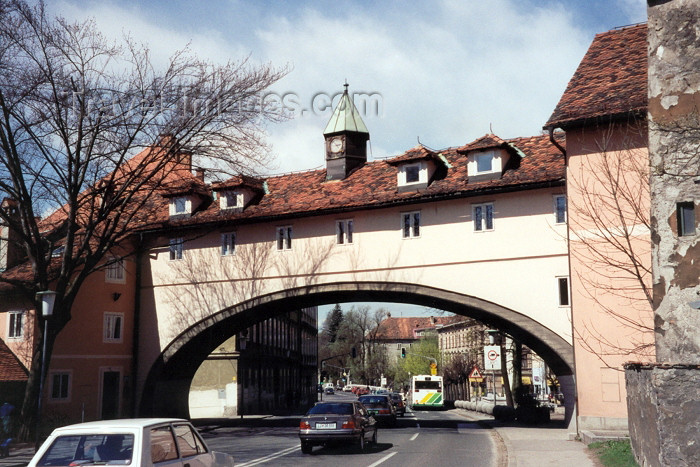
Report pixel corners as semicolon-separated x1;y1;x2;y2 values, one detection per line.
626;1;700;466
625;363;700;466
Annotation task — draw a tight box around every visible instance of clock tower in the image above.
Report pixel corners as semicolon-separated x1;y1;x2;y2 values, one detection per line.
323;83;370;180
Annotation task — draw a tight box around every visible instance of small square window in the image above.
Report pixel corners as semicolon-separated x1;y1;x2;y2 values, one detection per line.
173;197;188;214
557;277;570;307
104;313;124;343
221;191;243;210
473;203;494;231
50;372;71;400
222;232;236;256
169;238;184;260
276;226;292;250
402;211;421;238
677;202;696;236
555;195;567;224
105;259;125;283
476;153;494;173
8;311;23;339
405;165;420;183
336;220;354;244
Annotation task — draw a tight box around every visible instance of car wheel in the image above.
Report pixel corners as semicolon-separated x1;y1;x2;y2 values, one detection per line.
359;432;366;452
301;442;312;454
372;428;378;444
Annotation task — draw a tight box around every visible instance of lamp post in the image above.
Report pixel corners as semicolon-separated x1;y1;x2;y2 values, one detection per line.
35;290;56;445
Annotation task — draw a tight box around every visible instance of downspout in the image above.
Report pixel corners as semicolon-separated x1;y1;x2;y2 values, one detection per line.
130;233;143;416
548;126;567;162
547;124;578;434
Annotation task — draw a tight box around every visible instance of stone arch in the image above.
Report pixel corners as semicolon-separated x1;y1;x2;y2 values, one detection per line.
138;281;574;422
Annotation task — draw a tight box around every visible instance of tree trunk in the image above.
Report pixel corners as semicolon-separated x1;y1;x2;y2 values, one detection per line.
500;340;514;407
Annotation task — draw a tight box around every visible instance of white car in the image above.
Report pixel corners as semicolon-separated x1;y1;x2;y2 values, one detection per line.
28;418;234;466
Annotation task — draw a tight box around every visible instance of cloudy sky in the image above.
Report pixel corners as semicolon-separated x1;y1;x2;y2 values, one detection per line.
50;0;647;322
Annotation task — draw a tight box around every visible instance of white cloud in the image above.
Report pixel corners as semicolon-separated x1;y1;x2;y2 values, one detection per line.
50;0;645;174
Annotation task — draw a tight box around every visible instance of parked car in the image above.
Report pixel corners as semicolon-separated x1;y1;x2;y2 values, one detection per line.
390;392;406;416
299;401;377;454
28;418;234;466
357;394;397;426
325;386;335;395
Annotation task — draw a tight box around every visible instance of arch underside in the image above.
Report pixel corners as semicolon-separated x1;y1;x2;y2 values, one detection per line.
139;281;574;418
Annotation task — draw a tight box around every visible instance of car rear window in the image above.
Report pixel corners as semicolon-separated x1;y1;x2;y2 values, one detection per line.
307;403;353;415
359;397;388;405
37;433;134;466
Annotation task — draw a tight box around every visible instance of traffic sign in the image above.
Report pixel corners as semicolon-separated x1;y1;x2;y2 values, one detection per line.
484;345;502;371
469;366;483;379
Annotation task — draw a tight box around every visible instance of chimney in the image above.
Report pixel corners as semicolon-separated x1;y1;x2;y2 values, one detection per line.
195;167;205;181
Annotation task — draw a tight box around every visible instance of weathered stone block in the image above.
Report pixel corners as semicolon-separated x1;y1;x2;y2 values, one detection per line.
625;363;700;466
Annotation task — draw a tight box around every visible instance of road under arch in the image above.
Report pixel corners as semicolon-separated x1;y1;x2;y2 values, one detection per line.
138;281;576;426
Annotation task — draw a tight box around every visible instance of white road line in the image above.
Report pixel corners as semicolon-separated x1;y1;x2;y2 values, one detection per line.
235;445;299;466
410;433;419;441
367;451;398;467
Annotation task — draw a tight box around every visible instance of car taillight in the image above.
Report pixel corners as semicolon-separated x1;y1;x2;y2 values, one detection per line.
300;421;311;429
342;420;355;429
378;409;390;414
437;389;442;392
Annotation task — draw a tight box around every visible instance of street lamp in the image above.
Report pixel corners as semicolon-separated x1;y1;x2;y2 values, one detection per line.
35;290;56;444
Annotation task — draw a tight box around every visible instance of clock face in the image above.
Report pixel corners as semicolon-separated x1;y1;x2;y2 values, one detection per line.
330;137;344;153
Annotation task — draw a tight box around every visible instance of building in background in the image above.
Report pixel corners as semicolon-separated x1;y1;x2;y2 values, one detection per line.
189;307;317;417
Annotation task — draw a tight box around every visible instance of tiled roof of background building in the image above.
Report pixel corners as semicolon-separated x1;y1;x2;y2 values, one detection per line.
373;316;460;341
545;23;647;129
0;338;28;382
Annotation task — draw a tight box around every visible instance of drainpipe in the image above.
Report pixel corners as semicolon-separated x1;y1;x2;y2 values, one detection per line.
548;124;579;434
548;126;567;162
130;233;144;416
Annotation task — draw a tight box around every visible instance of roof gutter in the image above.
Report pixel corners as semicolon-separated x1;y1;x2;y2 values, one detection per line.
547;126;567;163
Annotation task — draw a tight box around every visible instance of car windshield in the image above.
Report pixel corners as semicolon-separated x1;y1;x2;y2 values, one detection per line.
359;397;388;406
37;433;134;466
307;403;353;415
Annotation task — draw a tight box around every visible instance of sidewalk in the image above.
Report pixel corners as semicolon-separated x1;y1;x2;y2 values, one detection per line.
0;442;34;467
455;408;598;467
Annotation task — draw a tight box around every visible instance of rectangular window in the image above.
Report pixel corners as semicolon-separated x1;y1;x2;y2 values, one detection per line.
221;232;236;256
169;238;183;260
555;195;567;224
476;153;494;173
405;164;420;183
402;211;420;238
276;226;292;250
105;259;125;283
50;372;71;400
173;197;187;214
221;191;243;210
677;202;696;236
558;277;570;306
8;311;23;339
473;203;494;231
336;219;354;244
104;313;124;343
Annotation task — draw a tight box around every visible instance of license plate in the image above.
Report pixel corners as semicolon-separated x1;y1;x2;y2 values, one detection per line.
315;423;336;429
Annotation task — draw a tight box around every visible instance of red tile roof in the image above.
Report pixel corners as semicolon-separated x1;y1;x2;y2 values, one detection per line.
385;145;437;165
0;338;28;382
373;316;459;341
156;133;565;229
545;23;647;129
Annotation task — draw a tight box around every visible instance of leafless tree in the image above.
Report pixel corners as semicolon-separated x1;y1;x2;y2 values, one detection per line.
566;121;655;366
0;1;286;438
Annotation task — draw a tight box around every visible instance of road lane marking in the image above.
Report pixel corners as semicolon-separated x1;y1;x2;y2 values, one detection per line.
235;444;299;466
410;433;419;441
367;451;398;467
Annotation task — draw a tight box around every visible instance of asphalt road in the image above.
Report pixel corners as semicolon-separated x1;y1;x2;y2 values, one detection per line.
200;392;497;467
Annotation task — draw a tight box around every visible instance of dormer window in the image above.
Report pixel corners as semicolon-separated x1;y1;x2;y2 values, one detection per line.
398;162;428;187
220;191;244;210
476;152;494;173
170;196;190;216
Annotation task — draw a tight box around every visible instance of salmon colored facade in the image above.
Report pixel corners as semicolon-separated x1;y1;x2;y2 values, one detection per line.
546;24;655;432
